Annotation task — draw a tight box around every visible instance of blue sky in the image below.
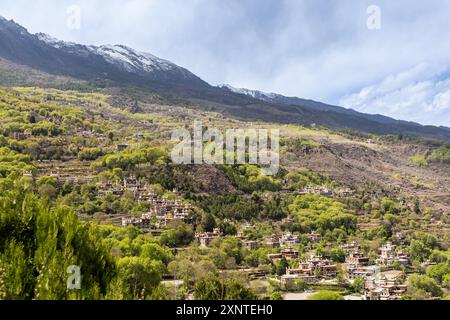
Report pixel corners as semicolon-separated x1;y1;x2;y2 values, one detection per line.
1;0;450;126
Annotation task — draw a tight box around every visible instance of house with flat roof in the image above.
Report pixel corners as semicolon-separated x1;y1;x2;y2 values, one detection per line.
195;228;223;248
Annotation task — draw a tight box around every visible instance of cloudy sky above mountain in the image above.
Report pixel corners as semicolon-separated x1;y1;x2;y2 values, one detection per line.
1;0;450;126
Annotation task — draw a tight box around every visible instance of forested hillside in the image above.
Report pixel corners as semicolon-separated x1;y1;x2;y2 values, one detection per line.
0;86;449;300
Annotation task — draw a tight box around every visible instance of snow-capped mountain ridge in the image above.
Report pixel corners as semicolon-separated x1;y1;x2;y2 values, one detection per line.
0;17;208;88
36;33;188;76
219;84;279;100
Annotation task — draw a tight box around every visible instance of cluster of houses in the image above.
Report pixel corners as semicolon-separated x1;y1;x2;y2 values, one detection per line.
342;241;410;300
270;236;411;300
364;270;407;300
121;213;153;229
112;177;192;229
258;232;338;289
298;186;355;198
280;254;338;289
113;180;412;301
301;186;333;197
10;128;108;142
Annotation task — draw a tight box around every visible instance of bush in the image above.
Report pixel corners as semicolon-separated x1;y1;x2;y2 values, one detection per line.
78;147;104;161
269;291;284;300
308;291;344;300
409;154;428;166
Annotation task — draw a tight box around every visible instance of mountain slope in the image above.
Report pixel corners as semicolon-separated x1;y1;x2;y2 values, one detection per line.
219;84;447;127
0;17;208;90
1;16;449;140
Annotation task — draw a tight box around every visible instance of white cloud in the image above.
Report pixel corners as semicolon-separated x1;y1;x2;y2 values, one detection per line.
340;64;450;126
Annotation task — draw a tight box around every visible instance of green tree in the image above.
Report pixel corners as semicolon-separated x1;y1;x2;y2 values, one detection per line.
410;240;432;263
139;243;172;265
408;275;443;299
159;223;194;248
117;257;164;299
0;190;117;300
194;274;223;300
352;277;365;294
275;257;289;276
224;278;257;300
200;212;216;232
426;263;450;284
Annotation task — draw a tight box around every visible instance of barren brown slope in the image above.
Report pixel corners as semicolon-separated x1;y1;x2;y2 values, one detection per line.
283;139;450;214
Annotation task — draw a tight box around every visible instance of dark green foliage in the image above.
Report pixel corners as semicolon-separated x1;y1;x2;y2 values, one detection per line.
195;194;262;221
159;222;194;248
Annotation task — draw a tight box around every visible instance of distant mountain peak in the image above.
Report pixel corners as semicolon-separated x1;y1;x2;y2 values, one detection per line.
0;18;208;88
0;16;28;34
36;33;62;45
219;84;279;100
92;44;179;74
35;32;187;76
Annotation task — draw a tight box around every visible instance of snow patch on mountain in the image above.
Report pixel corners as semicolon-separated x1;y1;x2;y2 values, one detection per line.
219;84;279;100
36;33;59;44
93;44;176;73
36;33;190;77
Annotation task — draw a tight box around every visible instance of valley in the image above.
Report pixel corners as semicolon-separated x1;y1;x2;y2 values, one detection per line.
0;15;449;302
0;85;449;300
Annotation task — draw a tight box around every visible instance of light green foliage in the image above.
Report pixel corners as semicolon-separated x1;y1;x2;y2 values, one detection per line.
245;248;270;268
429;146;450;164
100;144;168;170
426;263;450;284
78;147;104;161
193;274;223;300
285;169;336;190
220;164;282;192
117;257;164;299
409;232;440;263
208;237;245;269
352;277;365;294
409;240;432;263
308;291;344;300
380;197;400;215
289;194;357;233
269;291;284;300
407;275;443;298
159;222;194;248
0;188;116;299
409;154;428;166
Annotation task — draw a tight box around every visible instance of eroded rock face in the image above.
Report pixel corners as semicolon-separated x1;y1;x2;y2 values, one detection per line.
184;165;237;195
